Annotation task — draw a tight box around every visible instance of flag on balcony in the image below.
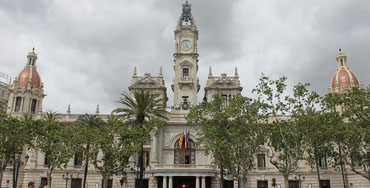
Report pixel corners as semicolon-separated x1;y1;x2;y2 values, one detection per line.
184;128;188;149
179;131;184;149
186;129;190;149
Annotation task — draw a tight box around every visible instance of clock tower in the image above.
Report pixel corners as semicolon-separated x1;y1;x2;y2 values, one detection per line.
171;1;200;110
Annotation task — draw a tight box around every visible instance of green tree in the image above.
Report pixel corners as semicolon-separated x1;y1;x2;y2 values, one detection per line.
113;90;167;188
34;111;76;186
341;87;370;182
290;83;334;188
321;92;349;187
92;115;144;188
76;113;104;188
0;114;35;188
188;94;262;188
253;75;305;188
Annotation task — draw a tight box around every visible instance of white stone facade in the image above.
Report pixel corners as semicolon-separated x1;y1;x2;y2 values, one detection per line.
2;2;369;188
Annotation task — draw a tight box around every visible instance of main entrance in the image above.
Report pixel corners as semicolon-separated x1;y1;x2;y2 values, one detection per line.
174;177;195;188
158;176;211;188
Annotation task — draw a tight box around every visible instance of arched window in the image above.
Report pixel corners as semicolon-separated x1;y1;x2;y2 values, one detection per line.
174;138;195;164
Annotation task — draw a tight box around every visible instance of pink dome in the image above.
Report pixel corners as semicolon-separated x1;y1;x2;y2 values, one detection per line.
18;68;41;89
330;68;360;92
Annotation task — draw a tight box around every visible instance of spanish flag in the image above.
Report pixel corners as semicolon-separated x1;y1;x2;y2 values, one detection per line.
179;132;184;149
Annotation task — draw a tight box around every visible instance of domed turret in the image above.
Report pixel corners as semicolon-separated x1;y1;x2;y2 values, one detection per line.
329;49;362;93
17;49;42;89
7;48;46;115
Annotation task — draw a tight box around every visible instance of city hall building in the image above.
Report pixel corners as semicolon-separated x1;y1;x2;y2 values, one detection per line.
2;2;369;188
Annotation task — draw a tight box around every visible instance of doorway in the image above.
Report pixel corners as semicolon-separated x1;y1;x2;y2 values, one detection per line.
320;180;330;188
71;178;82;188
173;177;195;188
288;180;299;188
257;180;268;188
224;180;233;188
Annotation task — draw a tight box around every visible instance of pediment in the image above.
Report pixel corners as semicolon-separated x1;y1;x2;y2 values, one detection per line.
210;78;238;88
180;60;193;68
132;77;160;88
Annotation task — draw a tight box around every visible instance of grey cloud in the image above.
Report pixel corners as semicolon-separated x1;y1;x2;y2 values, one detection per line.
0;0;369;114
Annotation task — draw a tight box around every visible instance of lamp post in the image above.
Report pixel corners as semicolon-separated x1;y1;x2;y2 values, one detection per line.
62;173;73;188
131;163;145;188
295;175;305;188
11;150;29;188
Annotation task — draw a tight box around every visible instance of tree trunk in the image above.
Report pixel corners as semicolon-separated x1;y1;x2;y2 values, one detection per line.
83;143;90;188
47;168;52;186
338;145;347;188
138;146;144;188
315;156;322;188
283;174;289;188
219;167;224;188
103;175;109;188
0;169;3;188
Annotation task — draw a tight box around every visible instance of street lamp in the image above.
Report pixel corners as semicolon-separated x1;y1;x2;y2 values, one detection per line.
131;162;146;188
62;173;73;188
295;175;305;188
11;150;29;188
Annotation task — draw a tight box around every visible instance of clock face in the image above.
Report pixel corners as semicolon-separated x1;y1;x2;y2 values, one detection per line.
181;40;191;50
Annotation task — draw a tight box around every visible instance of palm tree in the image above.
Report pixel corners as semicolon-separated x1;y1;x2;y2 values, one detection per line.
113;90;167;188
76;113;104;188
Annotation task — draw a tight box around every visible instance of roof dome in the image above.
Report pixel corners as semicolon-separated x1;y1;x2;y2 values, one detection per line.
329;49;361;93
18;68;41;89
16;49;42;89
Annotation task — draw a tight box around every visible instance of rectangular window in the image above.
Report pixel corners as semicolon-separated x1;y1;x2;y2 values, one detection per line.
319;156;328;168
74;153;83;166
31;99;37;114
44;156;49;166
1;90;4;97
41;177;48;186
15;97;22;112
183;68;189;78
257;154;266;168
143;151;150;168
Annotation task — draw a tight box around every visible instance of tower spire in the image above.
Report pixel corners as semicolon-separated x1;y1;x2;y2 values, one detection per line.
159;66;163;76
208;67;212;78
133;66;137;77
234;67;238;77
178;1;194;26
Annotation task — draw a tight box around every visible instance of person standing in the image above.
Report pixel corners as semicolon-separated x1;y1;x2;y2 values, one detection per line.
28;182;35;188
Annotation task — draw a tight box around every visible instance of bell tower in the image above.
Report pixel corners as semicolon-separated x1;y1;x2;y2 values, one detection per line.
171;1;200;110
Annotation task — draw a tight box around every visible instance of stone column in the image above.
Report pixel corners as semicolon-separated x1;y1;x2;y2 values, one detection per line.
169;176;173;188
196;177;200;188
163;176;167;188
201;177;206;188
151;129;158;164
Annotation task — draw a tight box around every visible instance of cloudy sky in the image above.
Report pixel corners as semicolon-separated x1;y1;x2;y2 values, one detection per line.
0;0;369;114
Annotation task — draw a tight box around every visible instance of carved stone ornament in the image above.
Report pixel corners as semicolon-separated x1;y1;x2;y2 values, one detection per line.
132;76;160;88
210;78;238;88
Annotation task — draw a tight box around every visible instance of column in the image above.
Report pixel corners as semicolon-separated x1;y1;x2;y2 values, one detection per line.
169;176;173;188
163;176;167;188
201;177;206;188
196;177;200;188
151;129;158;164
